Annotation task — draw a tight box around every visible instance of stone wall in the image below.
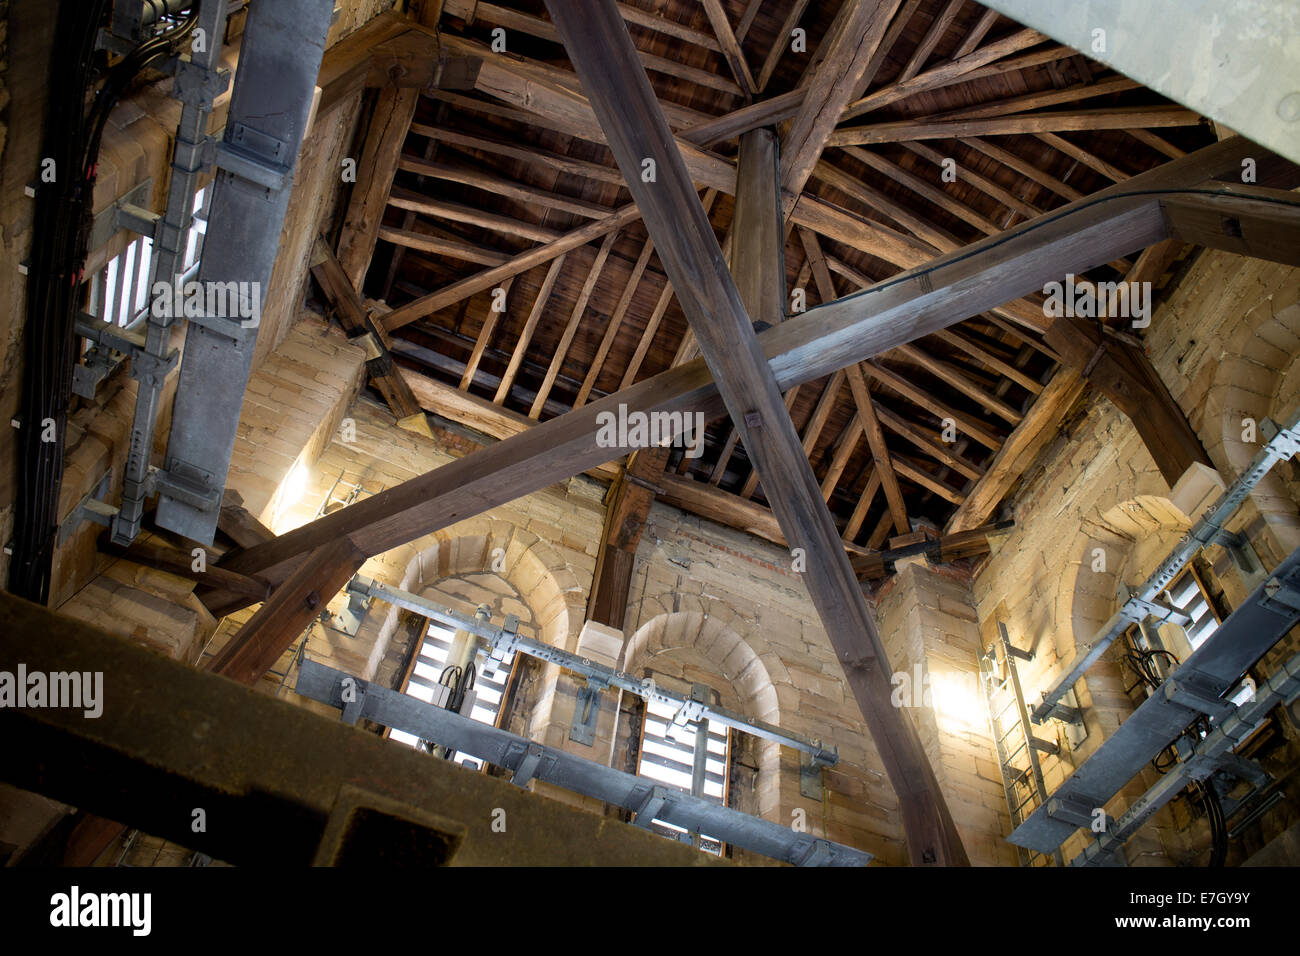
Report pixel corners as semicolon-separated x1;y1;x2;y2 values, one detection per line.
970;249;1300;866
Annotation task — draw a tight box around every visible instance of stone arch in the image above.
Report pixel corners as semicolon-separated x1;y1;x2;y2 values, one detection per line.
622;610;782;823
357;516;588;678
1202;273;1300;558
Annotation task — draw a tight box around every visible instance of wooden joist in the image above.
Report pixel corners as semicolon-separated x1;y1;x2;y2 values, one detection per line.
1044;316;1210;484
779;0;906;208
849;520;1014;580
700;0;757;98
207;538;367;686
530;231;618;419
1160;189;1300;267
309;237;426;425
587;447;671;628
830;106;1204;147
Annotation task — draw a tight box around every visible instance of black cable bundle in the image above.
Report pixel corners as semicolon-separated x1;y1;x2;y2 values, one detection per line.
9;4;196;602
9;0;114;603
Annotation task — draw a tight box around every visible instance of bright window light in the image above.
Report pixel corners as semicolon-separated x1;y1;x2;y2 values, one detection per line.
392;620;516;771
635;696;729;854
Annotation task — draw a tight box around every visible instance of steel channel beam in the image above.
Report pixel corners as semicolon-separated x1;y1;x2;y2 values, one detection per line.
295;659;871;866
1034;409;1300;721
154;0;334;543
1010;543;1300;853
348;575;838;765
1072;645;1300;866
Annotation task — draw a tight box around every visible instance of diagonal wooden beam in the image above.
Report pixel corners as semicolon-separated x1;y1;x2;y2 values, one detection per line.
309;237;427;428
383;205;640;332
544;0;968;866
841;30;1054;121
779;0;905;212
845;363;908;534
461;276;514;390
756;0;812;93
946;367;1085;532
952;6;999;59
496;255;567;405
576;237;656;407
700;0;757;98
830;106;1204;147
207;536;367;686
896;0;963;83
336;87;421;293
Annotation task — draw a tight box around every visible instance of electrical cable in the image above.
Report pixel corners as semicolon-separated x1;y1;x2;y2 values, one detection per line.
9;3;196;602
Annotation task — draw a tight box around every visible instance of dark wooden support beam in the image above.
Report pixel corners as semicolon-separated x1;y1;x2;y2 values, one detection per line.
846;363;909;534
218;489;275;549
99;535;271;602
732;129;786;330
207;537;367;686
946;368;1086;533
587;448;671;628
544;0;968;866
309;237;428;429
778;0;905;211
850;520;1014;580
1045;317;1210;484
1161;189;1300;267
336;87;420;293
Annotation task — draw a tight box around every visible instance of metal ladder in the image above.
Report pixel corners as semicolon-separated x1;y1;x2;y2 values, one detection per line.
316;469;384;519
980;622;1064;867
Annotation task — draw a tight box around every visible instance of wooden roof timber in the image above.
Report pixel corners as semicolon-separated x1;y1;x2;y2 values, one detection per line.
218;138;1273;599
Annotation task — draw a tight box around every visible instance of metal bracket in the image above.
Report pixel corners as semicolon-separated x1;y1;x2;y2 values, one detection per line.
341;681;367;725
1162;675;1238;722
799;754;825;800
88;178;154;252
506;742;554;789
1260;572;1300;617
72;346;127;399
209;122;292;191
330;589;370;639
569;677;607;746
794;838;833;867
1045;792;1103;828
172;58;230;108
1212;529;1267;587
57;471;117;547
154;461;223;514
633;786;669;828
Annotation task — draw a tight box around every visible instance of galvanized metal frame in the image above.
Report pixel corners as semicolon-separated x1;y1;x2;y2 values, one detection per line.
348;575;839;766
294;658;871;866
